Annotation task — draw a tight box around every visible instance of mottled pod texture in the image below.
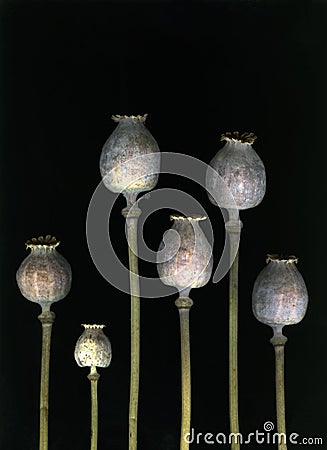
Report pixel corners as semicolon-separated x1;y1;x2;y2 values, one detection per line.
16;237;72;309
100;115;160;195
252;256;308;327
74;325;112;369
157;215;213;293
206;132;266;210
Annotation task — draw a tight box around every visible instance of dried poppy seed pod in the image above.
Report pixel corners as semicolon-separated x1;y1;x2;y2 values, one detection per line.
252;254;309;328
157;215;213;296
206;131;266;210
16;235;72;312
74;324;112;370
100;114;160;199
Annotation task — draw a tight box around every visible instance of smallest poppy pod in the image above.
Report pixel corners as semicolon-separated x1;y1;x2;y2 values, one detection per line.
74;324;112;369
252;254;309;327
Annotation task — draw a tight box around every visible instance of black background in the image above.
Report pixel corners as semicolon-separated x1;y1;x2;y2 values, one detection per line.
0;1;324;449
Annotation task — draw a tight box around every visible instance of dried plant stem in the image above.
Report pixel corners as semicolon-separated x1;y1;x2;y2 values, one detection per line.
226;220;242;450
122;195;142;450
271;330;288;450
38;309;55;450
88;368;100;450
175;296;193;450
229;250;240;450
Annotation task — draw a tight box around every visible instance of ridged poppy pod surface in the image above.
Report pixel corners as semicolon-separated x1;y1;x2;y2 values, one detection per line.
206;131;266;210
74;324;112;369
252;254;309;328
99;114;160;197
157;215;213;295
16;235;72;311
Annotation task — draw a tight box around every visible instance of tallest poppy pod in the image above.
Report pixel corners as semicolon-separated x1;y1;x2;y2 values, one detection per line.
99;114;160;203
99;114;161;450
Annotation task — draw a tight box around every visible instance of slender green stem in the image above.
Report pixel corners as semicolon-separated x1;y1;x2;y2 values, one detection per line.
227;220;242;450
229;250;240;450
88;368;100;450
122;194;142;450
175;296;193;450
38;309;55;450
271;330;288;450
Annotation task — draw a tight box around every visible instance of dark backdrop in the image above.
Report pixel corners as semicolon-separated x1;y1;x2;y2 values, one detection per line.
0;1;324;449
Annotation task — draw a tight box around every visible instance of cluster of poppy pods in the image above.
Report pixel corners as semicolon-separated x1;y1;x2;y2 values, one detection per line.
16;115;308;450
